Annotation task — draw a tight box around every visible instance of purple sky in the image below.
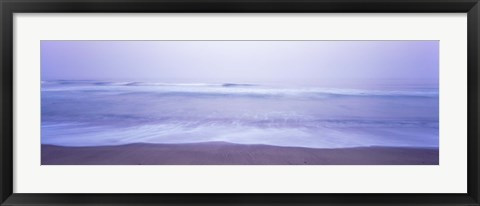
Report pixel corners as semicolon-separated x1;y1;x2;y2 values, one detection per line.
41;41;438;87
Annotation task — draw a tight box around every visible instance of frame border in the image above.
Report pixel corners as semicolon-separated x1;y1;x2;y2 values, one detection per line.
1;0;479;205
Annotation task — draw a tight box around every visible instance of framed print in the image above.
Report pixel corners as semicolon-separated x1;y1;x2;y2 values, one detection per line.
1;0;479;205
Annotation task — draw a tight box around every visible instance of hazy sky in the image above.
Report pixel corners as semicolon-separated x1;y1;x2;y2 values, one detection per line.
41;41;438;87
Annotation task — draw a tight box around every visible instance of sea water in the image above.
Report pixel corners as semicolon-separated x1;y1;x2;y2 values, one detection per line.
41;80;439;148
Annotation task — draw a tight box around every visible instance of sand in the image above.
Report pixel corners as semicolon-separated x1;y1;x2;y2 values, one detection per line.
41;142;439;165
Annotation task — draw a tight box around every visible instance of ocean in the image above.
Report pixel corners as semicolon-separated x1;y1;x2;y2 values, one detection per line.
41;80;439;149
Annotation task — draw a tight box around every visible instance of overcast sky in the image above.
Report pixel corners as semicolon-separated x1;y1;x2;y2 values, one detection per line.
41;41;438;87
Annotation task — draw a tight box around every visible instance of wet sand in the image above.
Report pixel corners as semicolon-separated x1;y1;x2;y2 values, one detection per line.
41;142;439;165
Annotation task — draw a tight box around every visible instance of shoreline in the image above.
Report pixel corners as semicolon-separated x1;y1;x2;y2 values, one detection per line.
41;142;439;165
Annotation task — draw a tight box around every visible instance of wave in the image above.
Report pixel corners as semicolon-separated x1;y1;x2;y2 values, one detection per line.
42;116;439;129
43;80;243;87
42;80;438;98
41;119;439;148
42;80;258;87
221;83;257;87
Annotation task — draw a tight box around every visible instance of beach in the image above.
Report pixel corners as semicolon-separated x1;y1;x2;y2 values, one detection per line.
41;81;439;165
40;41;440;166
42;142;439;165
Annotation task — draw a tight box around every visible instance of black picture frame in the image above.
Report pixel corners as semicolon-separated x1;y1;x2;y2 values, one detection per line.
1;0;479;205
